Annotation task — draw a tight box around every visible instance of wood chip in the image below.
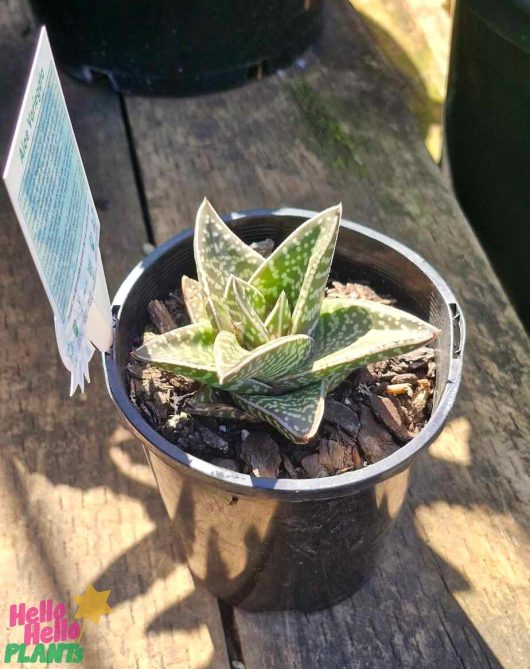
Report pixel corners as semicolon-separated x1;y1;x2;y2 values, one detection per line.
147;299;177;333
358;406;398;464
195;424;230;454
390;372;418;385
410;384;430;423
301;453;328;478
250;238;275;257
282;454;296;478
352;366;379;386
318;439;351;475
324;399;360;438
240;432;281;478
369;393;412;442
386;383;413;396
326;281;395;304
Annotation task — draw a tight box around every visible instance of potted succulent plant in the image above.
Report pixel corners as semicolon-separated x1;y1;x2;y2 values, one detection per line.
104;199;464;611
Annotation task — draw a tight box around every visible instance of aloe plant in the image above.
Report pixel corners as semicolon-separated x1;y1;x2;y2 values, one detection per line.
134;199;439;444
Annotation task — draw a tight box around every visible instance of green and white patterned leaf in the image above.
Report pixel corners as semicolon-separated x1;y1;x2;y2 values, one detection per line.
221;378;274;395
225;275;270;348
133;322;218;384
289;205;341;336
249;204;342;310
181;275;209;323
264;291;291;338
274;298;439;390
186;387;258;421
214;330;314;385
224;275;268;319
194;198;263;331
233;381;327;444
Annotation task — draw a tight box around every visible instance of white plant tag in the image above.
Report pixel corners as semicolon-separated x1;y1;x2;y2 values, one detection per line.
3;27;113;395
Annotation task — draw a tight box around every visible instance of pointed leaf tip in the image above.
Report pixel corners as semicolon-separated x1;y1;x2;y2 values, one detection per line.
133;322;218;384
194;198;263;331
250;204;342;336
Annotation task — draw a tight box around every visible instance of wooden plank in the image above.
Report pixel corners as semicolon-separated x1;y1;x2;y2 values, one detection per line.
0;2;229;667
125;0;530;667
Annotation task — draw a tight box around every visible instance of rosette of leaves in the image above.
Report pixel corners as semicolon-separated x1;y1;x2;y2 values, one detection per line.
134;199;439;444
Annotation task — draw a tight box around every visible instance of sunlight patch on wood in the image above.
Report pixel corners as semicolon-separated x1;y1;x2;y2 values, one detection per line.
414;501;530;669
429;415;472;466
109;444;158;489
349;0;451;160
5;457;223;668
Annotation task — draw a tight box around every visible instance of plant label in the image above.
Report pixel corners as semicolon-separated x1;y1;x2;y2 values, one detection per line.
3;27;112;394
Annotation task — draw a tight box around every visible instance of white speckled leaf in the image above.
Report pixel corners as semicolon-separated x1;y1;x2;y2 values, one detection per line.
221;378;274;395
275;298;439;390
225;275;268;319
133;322;218;384
264;291;291;338
290;204;342;336
214;330;314;385
225;275;270;348
249;204;342;311
194;198;263;331
186;388;258;421
181;275;209;323
233;381;327;444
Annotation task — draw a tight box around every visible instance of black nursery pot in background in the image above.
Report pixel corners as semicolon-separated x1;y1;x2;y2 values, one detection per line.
104;210;465;612
445;0;530;327
28;0;323;95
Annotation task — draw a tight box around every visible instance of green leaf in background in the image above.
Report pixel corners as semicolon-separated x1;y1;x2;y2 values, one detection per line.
186;386;258;421
181;275;209;323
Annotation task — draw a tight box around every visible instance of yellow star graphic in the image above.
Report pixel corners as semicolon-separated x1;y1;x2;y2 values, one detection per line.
74;584;113;624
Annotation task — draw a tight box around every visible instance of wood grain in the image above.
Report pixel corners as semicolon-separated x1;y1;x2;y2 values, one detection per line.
0;2;228;667
125;0;530;667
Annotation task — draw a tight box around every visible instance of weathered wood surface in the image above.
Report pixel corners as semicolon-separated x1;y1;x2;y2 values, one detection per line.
124;1;530;667
0;1;228;667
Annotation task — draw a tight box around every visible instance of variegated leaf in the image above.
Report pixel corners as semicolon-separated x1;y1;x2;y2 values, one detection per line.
194;198;263;331
186;388;259;421
264;291;291;338
224;275;268;319
274;298;439;390
225;275;270;348
221;377;274;395
214;330;314;385
290;204;341;336
181;275;209;323
233;381;327;444
133;322;218;384
249;204;342;311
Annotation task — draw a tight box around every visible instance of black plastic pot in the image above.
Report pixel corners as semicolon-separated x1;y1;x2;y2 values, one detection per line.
104;209;465;612
29;0;323;95
444;0;530;327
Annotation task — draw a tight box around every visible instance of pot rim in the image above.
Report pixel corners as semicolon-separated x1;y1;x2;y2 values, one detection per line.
104;208;465;500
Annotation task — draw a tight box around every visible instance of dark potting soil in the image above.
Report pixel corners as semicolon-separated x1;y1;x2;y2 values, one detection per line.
126;242;436;480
